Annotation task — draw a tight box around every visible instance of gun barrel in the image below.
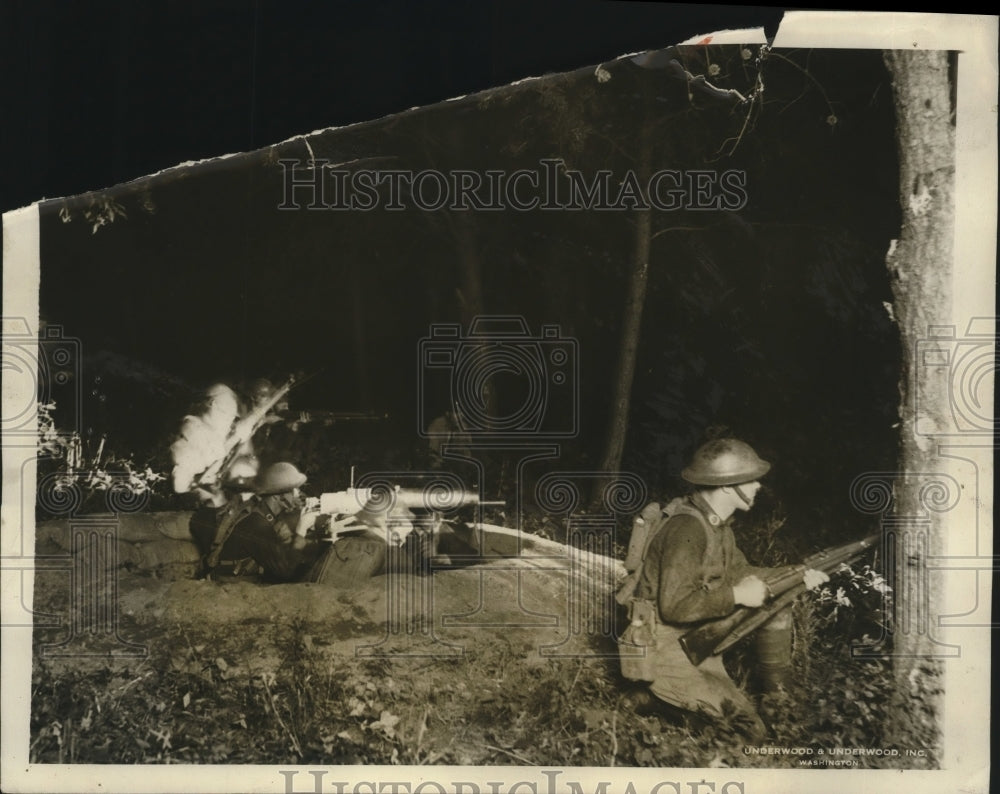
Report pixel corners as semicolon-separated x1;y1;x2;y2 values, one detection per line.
391;489;502;511
678;533;881;666
321;487;504;516
319;489;373;515
804;534;881;572
764;564;807;597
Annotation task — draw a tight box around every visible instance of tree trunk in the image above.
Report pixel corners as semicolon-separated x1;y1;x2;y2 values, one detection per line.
590;122;653;507
882;48;953;736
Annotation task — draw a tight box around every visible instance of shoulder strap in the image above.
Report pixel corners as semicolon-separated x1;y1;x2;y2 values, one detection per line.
616;496;684;606
623;502;662;572
635;496;689;566
666;500;717;570
205;498;257;570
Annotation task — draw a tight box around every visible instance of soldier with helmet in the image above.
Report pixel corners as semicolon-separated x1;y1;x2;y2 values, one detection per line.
190;461;325;582
619;438;828;736
242;378;289;433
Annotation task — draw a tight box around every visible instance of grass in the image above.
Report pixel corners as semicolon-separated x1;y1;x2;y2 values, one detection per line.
30;590;941;767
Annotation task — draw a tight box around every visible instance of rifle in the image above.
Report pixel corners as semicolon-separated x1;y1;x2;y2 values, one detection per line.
195;375;297;488
292;409;390;426
678;533;881;666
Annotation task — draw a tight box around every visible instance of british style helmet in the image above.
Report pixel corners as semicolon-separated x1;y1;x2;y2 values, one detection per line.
681;438;771;486
223;455;260;492
254;462;307;495
249;378;275;404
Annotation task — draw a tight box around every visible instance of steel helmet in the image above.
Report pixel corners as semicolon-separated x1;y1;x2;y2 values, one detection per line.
254;462;307;495
249;378;275;404
224;455;259;491
681;438;771;486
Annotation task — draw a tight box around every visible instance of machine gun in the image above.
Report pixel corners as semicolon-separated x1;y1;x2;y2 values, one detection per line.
678;533;881;666
302;471;504;546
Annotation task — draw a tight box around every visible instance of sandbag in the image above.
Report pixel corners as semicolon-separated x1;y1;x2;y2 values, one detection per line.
132;539;201;568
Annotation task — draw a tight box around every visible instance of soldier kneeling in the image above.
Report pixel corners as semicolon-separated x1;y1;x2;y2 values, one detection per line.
618;439;828;737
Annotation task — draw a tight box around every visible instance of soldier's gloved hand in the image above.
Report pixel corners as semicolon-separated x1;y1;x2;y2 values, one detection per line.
733;575;768;607
803;568;830;590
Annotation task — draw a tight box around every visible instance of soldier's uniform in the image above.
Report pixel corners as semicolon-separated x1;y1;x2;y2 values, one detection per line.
630;493;766;718
203;501;321;581
190;462;323;582
235;378;285;470
619;439;800;734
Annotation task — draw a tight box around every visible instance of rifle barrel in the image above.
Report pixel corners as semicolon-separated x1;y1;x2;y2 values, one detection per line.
805;534;881;572
678;533;881;666
764;564;807;597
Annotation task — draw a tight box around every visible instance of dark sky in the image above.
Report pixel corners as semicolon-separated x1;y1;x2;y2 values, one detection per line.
2;1;790;212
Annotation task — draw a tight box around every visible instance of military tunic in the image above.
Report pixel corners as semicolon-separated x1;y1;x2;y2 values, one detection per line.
629;494;766;718
190;498;322;582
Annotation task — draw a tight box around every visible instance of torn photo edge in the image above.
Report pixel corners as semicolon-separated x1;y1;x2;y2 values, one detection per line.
1;9;996;794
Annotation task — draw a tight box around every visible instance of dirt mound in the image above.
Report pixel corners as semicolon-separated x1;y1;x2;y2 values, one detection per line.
33;515;626;667
124;563;611;656
30;514;631;766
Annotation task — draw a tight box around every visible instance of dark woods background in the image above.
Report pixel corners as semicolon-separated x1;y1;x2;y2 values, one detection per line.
9;3;904;554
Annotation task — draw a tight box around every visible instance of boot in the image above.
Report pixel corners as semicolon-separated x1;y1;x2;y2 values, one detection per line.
620;686;659;716
733;709;769;741
755;630;792;692
754;609;793;693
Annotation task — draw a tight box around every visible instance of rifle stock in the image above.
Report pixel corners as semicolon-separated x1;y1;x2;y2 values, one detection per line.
678;564;805;666
713;583;805;656
678;533;881;666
